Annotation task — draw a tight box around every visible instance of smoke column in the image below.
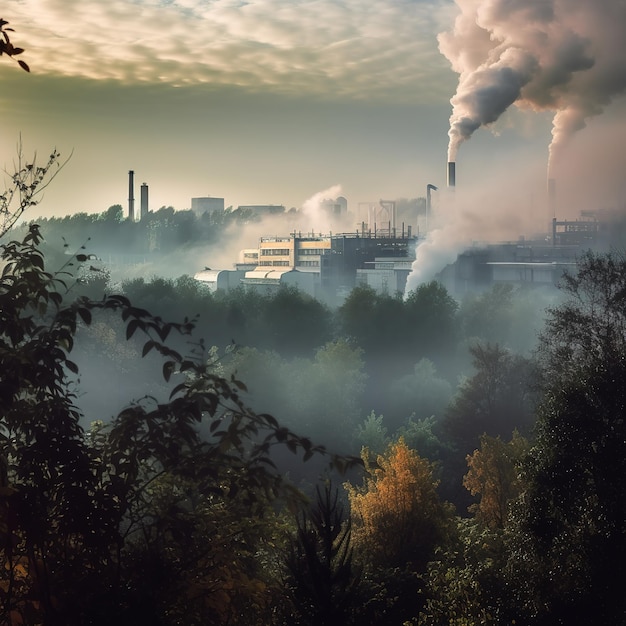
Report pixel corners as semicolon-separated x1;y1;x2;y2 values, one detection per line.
438;0;626;175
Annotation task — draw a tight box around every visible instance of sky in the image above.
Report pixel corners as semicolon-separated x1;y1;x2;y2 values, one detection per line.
1;0;626;238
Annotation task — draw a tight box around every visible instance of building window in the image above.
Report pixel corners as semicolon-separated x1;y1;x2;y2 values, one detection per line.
299;248;327;255
261;248;290;256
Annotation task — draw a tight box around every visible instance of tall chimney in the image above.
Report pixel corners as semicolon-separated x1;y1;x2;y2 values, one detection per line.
140;182;149;220
447;161;456;188
128;170;135;221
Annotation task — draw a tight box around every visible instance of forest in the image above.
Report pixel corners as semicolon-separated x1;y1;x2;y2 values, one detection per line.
3;207;626;625
2;22;626;626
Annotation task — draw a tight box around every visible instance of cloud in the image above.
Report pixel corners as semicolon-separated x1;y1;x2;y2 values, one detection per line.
9;0;453;101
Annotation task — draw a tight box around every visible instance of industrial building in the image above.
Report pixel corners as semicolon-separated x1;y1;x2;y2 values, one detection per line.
436;209;626;297
191;197;225;216
195;227;418;302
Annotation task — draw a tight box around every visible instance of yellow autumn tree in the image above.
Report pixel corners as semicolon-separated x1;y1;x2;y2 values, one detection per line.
463;431;528;529
345;438;452;572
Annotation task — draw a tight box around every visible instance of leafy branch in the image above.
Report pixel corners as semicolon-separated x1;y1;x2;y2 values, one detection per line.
0;18;29;72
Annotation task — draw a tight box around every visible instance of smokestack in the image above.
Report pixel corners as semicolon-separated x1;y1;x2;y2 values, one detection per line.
128;170;135;221
140;183;149;220
447;161;456;188
547;177;556;218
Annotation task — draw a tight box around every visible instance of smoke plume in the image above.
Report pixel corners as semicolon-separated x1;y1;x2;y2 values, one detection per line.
439;0;626;174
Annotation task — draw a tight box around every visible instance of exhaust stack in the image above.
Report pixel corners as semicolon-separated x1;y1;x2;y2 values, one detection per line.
128;170;135;221
140;182;149;220
447;161;456;188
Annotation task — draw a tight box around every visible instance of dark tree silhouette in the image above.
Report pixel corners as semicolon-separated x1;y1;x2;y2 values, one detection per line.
283;483;362;625
0;224;360;624
507;251;626;625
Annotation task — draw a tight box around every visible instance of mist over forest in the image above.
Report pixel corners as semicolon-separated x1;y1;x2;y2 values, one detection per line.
13;205;554;461
13;206;555;503
5;183;626;626
8;184;626;626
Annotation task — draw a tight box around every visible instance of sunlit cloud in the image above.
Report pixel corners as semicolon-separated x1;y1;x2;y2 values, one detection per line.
8;0;454;100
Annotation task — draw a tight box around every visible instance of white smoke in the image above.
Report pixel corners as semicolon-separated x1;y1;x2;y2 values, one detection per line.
404;157;547;297
300;184;349;233
405;226;465;294
439;0;626;175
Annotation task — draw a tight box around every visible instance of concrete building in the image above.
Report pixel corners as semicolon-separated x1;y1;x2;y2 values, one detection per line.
257;235;331;268
356;258;415;296
193;268;248;292
237;230;418;302
437;241;582;297
241;267;319;297
191;197;225;216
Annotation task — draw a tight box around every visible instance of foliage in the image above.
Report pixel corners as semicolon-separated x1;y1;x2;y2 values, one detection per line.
388;358;453;428
0;19;29;71
396;414;453;464
337;285;383;351
260;285;332;357
282;483;362;625
418;519;511;626
457;283;550;354
505;252;626;625
345;438;453;573
404;281;459;359
354;411;389;458
221;340;367;453
444;343;537;455
0;224;360;625
463;432;528;529
339;282;458;370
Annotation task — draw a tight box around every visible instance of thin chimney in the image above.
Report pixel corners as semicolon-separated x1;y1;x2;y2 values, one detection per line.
128;170;135;221
140;182;149;220
447;161;456;188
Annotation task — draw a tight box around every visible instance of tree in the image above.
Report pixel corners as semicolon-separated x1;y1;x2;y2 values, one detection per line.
220;340;367;454
260;285;332;357
354;411;389;458
417;434;529;626
337;285;389;356
397;414;453;465
0;147;64;238
0;224;360;624
444;343;536;456
463;432;528;529
404;281;459;361
388;358;453;428
418;518;511;626
457;283;554;355
505;251;626;625
345;439;455;624
345;438;452;573
282;483;362;625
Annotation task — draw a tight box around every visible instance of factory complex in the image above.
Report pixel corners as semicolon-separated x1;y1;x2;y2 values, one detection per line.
125;167;626;303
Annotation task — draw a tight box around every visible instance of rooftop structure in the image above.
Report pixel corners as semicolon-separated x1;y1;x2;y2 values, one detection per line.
191;197;225;216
